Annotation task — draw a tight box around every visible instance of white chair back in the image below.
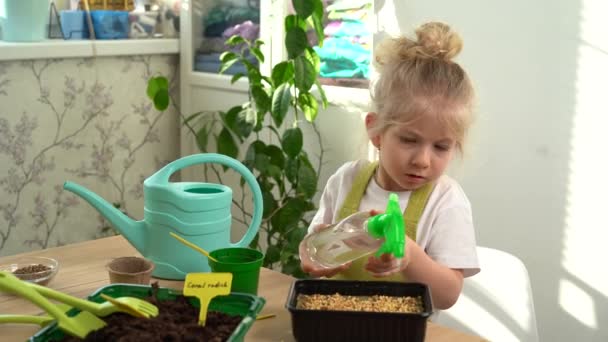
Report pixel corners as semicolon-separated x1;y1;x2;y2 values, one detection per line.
435;246;539;342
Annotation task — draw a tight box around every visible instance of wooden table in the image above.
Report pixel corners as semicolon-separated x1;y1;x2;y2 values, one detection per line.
0;236;484;341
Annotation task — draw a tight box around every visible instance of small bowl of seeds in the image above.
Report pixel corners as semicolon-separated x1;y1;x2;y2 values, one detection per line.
0;256;59;286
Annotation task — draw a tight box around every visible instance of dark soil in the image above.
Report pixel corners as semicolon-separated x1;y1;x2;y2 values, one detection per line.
13;264;50;274
60;283;243;342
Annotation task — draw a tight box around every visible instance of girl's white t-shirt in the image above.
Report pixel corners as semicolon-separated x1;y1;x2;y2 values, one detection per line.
310;160;480;277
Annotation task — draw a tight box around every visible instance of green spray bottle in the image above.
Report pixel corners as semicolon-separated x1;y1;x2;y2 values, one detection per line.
303;193;405;268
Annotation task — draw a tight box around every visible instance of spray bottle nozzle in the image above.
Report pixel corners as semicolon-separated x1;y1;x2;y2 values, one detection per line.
366;193;405;258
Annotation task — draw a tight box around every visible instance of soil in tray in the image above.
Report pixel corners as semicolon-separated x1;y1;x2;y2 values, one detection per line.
60;285;243;342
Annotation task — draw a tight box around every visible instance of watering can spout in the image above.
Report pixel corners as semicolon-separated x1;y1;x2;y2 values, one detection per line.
63;181;146;253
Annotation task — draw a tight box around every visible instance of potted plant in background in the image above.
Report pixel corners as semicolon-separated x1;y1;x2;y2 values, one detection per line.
147;0;327;278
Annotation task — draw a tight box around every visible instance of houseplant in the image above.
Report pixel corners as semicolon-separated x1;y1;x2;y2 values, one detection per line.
147;0;327;278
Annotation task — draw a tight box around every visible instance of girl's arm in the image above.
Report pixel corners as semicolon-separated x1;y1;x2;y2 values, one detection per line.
365;236;464;310
404;241;464;309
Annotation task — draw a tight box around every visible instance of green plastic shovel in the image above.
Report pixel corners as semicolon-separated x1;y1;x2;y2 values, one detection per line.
26;281;158;318
0;303;79;327
0;271;106;339
0;314;54;326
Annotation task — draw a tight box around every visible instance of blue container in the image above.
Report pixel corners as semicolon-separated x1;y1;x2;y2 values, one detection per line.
0;0;49;42
59;10;89;39
90;10;129;39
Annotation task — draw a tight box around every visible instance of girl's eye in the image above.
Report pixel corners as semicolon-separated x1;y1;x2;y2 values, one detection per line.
435;144;451;151
399;136;416;143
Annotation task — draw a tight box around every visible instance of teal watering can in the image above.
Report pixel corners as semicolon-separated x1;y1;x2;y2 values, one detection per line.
63;153;263;280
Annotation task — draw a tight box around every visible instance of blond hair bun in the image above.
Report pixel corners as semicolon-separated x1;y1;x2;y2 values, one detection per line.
375;22;463;69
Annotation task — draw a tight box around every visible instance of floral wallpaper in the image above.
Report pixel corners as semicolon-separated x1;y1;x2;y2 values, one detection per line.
0;55;180;257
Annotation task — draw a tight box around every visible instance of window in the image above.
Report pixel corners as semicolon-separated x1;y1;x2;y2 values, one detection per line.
194;0;261;75
192;0;372;90
313;0;372;89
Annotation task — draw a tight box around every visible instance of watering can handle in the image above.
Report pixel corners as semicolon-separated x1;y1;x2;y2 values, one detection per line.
154;153;263;248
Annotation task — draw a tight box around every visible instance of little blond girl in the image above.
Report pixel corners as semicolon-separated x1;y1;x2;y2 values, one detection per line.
299;22;480;310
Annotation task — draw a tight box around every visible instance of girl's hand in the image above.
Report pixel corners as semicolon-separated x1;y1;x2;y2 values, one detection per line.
299;224;352;278
365;236;413;277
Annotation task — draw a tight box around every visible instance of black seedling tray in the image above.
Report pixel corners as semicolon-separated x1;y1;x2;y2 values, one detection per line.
286;279;433;342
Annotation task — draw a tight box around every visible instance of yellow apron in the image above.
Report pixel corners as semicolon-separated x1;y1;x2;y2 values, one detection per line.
331;161;434;281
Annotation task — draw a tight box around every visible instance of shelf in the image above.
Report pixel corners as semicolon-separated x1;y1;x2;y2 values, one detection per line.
0;38;179;61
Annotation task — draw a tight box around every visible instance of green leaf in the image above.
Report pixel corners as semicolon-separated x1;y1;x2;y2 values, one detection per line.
231;73;245;84
153;90;169;111
285;27;308;59
248;232;260;250
242;60;261;84
245;139;266;155
217;128;238;159
219;59;239;74
257;177;274;195
279;248;295;264
265;144;286;169
195;124;210;152
282;127;303;158
245;140;267;166
285;157;298;184
261;76;274;87
311;0;325;46
146;76;168;100
297;157;318;197
298;92;319;122
289;226;308;246
267;164;283;182
300;152;315;170
271;61;294;87
225;35;246;46
220;51;238;63
283;257;308;278
250;47;265;63
254;153;271;173
284;15;307;32
265;245;281;264
267;125;282;140
294;56;315;92
315;79;328;108
222;106;242;131
305;47;321;73
182;111;204;126
254;110;265;132
270;197;309;232
292;266;309;279
245;141;271;173
235;107;255;138
262;190;278;219
242;107;257;125
292;0;314;18
251;85;271;114
241;58;258;72
271;83;291;127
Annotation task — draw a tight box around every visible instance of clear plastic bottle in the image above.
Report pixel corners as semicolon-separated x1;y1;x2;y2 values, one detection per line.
303;193;405;269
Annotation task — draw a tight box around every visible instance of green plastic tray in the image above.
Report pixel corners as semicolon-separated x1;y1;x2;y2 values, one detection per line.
29;283;266;342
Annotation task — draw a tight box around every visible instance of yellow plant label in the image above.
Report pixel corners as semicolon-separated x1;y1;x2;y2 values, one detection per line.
183;273;232;325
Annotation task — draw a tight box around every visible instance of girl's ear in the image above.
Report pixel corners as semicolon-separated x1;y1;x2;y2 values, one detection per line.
365;112;381;148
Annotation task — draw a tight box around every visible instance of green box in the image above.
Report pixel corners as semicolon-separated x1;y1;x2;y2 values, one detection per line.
29;284;266;342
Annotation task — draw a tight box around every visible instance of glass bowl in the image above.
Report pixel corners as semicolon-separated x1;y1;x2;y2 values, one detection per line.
0;256;59;286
